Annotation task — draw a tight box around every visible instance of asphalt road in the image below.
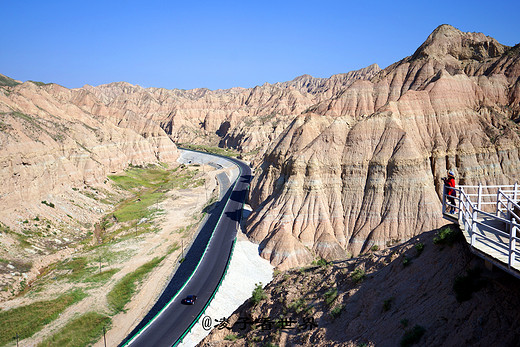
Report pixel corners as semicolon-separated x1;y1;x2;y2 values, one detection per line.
121;152;252;347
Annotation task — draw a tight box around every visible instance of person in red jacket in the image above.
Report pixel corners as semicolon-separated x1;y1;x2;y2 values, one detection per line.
443;170;456;213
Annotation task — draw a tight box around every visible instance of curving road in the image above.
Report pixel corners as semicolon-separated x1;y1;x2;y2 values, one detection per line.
120;150;251;347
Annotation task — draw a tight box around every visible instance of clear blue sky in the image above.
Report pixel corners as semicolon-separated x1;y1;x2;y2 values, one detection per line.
1;0;519;90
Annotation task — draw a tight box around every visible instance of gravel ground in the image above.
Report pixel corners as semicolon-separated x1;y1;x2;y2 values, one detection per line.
178;227;273;347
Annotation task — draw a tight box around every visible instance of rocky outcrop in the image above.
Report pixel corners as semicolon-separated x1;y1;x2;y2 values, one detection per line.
247;25;520;269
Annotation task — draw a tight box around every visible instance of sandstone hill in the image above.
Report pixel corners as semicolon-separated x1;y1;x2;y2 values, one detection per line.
246;24;520;268
199;225;520;346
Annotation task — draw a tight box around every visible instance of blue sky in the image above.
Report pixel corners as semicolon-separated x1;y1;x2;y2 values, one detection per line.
1;0;519;90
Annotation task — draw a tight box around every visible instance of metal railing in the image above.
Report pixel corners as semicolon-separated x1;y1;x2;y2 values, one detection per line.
442;183;520;273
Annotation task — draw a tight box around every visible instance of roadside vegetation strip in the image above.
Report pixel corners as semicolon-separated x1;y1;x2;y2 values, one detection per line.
0;289;86;346
38;312;111;347
107;256;165;314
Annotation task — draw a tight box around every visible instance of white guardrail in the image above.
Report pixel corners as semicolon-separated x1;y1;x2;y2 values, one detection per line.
442;183;520;274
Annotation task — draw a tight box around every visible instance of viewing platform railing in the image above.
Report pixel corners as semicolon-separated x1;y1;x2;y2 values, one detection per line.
442;183;520;278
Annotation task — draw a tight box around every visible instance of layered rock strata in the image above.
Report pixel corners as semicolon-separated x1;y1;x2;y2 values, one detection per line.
247;25;520;268
0;81;178;225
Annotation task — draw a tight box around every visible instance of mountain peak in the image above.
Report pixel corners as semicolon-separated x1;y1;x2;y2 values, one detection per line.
412;24;507;62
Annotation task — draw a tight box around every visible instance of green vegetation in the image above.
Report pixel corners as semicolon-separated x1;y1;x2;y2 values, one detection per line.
0;290;86;345
324;287;338;306
415;242;425;255
56;257;90;282
453;267;486;302
224;334;239;341
312;257;330;267
400;325;426;347
38;312;111;347
351;267;366;284
383;297;394;312
330;304;344;319
402;256;411;267
108;165;202;224
28;80;52;87
178;143;239;157
370;245;379;251
107;257;164;313
0;74;20;87
251;282;267;305
41;200;55;208
433;225;462;246
83;268;120;284
289;298;307;313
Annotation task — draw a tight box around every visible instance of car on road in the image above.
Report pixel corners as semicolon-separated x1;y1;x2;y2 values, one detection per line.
181;295;197;305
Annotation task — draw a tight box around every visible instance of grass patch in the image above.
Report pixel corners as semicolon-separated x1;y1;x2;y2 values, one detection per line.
433;225;462;246
38;312;111;347
107;257;164;313
83;268;120;284
0;289;86;345
400;325;426;347
251;282;267;305
107;165;202;225
55;257;91;282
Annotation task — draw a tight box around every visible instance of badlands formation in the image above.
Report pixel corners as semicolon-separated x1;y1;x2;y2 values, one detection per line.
1;24;519;274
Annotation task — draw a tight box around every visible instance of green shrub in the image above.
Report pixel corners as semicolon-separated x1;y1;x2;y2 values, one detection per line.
324;287;338;306
251;283;267;305
453;268;486;302
383;297;394;312
415;242;424;255
370;245;379;251
312;258;330;267
289;298;307;313
351;268;365;284
433;225;462;246
400;325;425;347
330;304;344;319
402;256;411;267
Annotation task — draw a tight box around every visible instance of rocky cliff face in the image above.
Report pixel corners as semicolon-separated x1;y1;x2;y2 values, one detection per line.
0;81;178;229
247;25;520;269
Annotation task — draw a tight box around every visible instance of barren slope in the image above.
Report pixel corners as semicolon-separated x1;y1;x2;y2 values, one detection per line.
199;226;520;346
